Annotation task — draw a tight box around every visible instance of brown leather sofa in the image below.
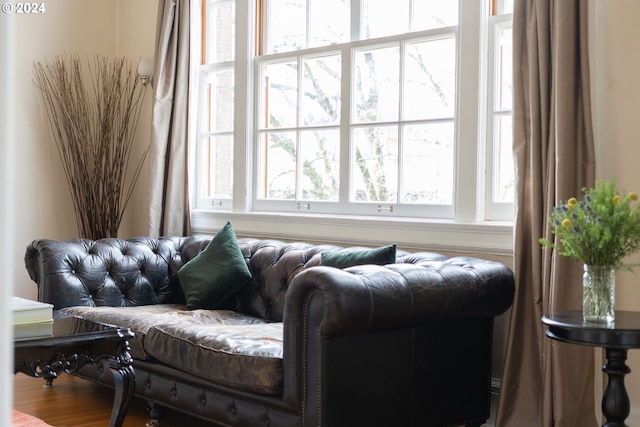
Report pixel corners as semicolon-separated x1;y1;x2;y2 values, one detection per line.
25;236;514;427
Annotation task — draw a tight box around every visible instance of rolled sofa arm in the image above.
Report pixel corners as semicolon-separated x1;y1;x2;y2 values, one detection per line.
285;257;514;337
280;257;514;410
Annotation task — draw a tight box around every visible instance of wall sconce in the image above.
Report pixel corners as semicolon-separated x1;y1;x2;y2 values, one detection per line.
137;58;153;87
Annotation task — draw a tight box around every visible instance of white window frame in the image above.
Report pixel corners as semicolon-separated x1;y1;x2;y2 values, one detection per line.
190;0;514;255
195;62;236;211
483;12;514;221
252;31;460;219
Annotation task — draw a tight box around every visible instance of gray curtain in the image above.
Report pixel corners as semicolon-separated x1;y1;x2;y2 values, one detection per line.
148;0;192;237
496;1;597;426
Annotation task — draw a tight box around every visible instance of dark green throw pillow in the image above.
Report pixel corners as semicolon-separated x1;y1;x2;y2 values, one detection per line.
320;244;397;269
178;221;252;309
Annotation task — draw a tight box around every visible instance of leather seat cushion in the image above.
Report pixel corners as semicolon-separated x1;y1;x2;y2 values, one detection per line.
59;305;271;361
144;321;283;395
61;304;188;359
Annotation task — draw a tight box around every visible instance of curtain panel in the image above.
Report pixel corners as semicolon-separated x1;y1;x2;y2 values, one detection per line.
148;0;192;237
496;1;597;426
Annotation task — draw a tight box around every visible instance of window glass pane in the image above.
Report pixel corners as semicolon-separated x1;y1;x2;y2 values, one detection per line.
353;46;400;123
258;131;297;199
496;24;512;111
493;115;514;203
362;0;409;39
301;54;341;126
351;126;398;203
203;69;234;133
267;0;306;53
496;0;514;15
402;123;453;204
403;37;456;121
412;0;458;31
206;0;235;63
309;0;350;48
201;135;233;199
262;61;298;129
300;129;340;201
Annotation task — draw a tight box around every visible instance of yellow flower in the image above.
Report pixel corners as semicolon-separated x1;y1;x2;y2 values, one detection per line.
568;197;578;205
614;195;622;203
562;218;572;227
630;192;638;201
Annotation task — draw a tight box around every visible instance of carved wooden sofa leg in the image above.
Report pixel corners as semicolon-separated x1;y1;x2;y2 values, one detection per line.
146;402;165;427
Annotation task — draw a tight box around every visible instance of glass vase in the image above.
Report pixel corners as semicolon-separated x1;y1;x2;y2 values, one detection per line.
582;264;615;323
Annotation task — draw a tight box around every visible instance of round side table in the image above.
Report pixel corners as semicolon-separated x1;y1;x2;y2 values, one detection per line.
542;310;640;427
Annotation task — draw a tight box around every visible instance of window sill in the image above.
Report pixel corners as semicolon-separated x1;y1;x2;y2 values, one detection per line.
191;209;514;256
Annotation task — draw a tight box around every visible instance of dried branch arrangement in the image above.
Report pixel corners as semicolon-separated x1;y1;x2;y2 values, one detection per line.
33;54;149;239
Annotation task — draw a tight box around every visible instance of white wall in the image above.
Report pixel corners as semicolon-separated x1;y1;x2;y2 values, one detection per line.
1;9;16;427
11;0;116;299
10;0;157;301
115;0;157;237
591;0;640;421
5;0;156;421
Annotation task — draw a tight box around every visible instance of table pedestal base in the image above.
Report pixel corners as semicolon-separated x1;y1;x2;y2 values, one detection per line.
602;348;631;427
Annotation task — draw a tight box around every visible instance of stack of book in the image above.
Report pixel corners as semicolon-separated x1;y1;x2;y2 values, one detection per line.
11;296;54;339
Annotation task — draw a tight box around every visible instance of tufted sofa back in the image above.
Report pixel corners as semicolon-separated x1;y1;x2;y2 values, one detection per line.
25;236;206;309
27;236;432;322
237;239;341;320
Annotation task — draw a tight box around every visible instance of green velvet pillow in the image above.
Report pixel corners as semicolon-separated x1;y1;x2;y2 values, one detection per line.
320;244;397;269
178;221;252;309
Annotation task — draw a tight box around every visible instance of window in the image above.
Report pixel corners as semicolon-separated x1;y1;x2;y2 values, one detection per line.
194;0;514;250
485;0;514;220
196;0;236;210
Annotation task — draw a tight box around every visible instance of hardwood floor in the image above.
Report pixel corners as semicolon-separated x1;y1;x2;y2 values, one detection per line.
13;373;214;426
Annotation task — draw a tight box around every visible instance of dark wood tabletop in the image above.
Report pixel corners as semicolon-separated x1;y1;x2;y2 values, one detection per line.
14;315;134;347
542;310;640;349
